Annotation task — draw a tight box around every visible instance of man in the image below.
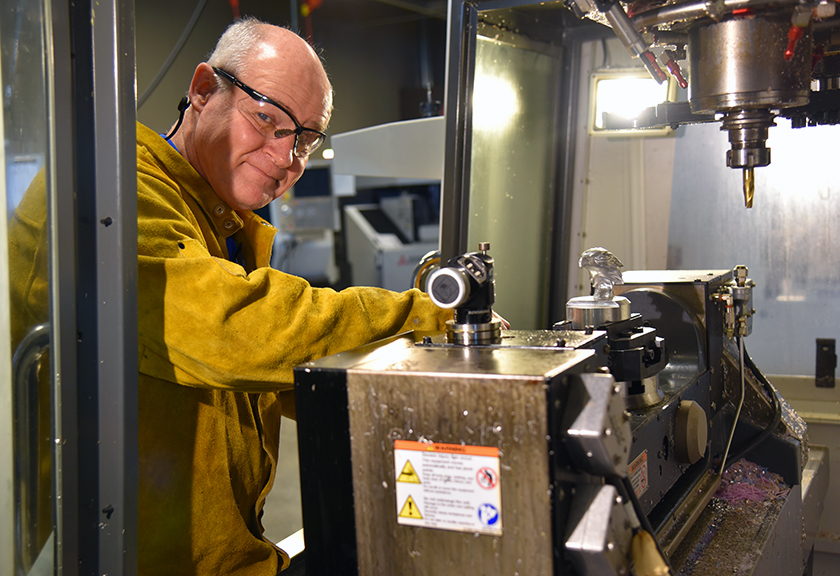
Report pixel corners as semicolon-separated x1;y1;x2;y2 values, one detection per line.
134;18;451;575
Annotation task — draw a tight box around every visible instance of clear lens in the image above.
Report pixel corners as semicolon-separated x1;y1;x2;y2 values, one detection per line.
236;97;324;158
296;131;325;157
238;99;295;137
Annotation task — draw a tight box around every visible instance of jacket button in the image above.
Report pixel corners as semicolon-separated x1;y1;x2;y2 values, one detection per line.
224;220;234;230
214;204;225;216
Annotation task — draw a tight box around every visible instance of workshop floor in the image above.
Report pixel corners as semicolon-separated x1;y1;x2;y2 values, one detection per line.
262;417;304;545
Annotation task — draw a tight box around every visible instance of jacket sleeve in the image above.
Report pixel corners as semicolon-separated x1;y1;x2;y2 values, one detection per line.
136;165;452;393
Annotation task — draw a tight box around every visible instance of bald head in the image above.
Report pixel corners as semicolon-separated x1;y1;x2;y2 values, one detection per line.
207;18;333;115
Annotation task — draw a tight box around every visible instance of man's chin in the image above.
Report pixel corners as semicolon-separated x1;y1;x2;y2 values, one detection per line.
231;185;283;211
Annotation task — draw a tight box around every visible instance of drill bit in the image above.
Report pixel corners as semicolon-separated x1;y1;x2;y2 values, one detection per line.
743;168;755;208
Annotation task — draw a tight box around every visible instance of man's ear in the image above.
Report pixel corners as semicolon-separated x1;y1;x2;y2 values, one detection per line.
188;63;218;112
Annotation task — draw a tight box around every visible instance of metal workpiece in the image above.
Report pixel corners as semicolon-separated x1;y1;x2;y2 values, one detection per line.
565;373;632;477
579;247;625;301
566;250;671;410
567;296;631;330
564;484;634;576
564;302;669;409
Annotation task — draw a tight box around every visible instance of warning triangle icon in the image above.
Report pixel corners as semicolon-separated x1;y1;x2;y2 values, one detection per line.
399;495;423;519
397;460;421;484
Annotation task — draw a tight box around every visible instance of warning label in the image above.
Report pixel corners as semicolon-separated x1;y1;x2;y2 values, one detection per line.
398;460;421;484
628;450;649;498
394;440;502;535
399;495;423;519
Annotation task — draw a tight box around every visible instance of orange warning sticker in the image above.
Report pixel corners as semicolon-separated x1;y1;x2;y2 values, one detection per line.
394;439;499;457
394;440;502;535
628;449;649;498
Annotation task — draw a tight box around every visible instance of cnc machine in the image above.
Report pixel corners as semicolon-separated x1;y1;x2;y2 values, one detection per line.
293;1;839;574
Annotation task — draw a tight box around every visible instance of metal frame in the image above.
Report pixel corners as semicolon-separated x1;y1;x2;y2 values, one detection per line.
441;0;548;261
56;1;138;573
440;0;478;261
441;0;605;325
49;1;78;571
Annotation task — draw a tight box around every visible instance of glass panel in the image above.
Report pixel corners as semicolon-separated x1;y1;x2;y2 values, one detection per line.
1;0;55;573
468;35;558;329
669;119;840;376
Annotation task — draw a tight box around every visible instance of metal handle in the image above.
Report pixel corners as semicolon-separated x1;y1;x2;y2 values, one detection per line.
12;322;51;576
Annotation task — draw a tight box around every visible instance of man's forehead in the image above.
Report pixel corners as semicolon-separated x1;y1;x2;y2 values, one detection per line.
221;30;327;125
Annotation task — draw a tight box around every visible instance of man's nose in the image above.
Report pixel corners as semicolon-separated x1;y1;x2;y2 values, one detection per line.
264;134;296;168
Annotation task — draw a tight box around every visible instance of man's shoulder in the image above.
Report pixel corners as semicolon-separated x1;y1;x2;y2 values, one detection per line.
136;123;191;195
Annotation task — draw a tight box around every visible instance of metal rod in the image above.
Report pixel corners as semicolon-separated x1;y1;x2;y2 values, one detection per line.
720;335;746;476
633;0;800;30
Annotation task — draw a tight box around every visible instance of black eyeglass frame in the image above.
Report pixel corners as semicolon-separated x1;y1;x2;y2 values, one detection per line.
212;66;327;158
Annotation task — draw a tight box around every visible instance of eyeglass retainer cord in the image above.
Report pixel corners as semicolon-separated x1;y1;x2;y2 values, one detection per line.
165;96;191;141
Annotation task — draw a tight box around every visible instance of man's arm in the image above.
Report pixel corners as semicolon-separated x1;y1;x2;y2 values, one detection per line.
136;164;450;393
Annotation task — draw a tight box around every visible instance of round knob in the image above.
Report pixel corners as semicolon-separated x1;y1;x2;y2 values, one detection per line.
427;267;470;309
675;401;708;465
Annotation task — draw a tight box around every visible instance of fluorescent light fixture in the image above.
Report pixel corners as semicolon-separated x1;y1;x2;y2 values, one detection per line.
589;69;677;136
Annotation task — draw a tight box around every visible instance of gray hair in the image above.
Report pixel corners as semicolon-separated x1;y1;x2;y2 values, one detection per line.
206;16;271;90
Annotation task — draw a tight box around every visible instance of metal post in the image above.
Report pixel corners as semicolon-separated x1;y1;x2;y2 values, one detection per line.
440;0;478;261
68;0;138;573
49;1;79;573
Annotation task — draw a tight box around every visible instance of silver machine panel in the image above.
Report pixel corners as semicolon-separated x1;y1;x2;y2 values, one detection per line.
295;256;828;575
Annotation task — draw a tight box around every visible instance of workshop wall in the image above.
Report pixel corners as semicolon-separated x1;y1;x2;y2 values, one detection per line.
136;0;447;148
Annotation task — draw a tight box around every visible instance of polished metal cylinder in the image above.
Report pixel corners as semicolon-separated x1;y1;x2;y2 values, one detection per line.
566;295;631;330
445;318;502;346
688;12;812;114
722;109;775;169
